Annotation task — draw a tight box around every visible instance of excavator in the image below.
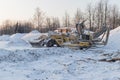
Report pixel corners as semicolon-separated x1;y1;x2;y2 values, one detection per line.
30;20;110;49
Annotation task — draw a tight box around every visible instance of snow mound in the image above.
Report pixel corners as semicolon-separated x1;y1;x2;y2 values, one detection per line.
7;38;31;47
10;33;26;39
0;35;10;41
29;30;40;33
22;33;41;42
22;30;47;42
110;26;120;36
7;33;31;47
105;26;120;50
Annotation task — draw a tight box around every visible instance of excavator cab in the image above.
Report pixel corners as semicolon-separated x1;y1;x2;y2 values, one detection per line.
75;21;92;49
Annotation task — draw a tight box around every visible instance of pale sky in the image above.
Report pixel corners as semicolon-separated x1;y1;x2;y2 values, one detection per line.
0;0;119;24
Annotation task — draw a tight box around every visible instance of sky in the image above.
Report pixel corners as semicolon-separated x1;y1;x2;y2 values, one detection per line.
0;0;119;24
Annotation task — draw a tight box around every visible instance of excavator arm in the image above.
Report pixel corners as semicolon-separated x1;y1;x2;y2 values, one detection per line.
93;26;110;45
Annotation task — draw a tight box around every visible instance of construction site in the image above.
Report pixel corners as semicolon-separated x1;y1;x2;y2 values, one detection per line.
0;0;120;80
29;20;110;49
0;20;120;80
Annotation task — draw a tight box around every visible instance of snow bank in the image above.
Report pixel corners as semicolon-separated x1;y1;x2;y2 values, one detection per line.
105;26;120;50
0;35;10;41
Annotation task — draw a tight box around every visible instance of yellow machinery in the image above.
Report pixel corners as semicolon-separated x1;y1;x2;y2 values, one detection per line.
44;21;93;49
30;20;110;49
45;33;91;49
43;20;110;49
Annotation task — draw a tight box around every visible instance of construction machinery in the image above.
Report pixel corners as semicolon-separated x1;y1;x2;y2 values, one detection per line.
30;20;110;49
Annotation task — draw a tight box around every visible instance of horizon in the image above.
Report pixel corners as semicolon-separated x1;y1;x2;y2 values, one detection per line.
0;0;120;24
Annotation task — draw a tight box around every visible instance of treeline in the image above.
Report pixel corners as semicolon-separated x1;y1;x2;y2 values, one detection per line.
86;0;120;31
0;21;33;35
0;17;60;34
0;0;120;35
0;8;61;35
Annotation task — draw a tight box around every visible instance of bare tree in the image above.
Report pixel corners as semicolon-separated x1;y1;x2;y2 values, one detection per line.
104;0;108;27
63;11;70;27
2;20;13;34
92;7;96;31
74;8;84;24
52;17;60;30
33;7;45;31
45;17;52;31
87;3;92;30
112;5;119;29
96;0;104;29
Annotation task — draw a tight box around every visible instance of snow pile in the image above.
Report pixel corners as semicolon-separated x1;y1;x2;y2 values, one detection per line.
10;33;26;39
7;38;31;47
0;35;10;41
29;30;40;33
22;30;41;42
22;30;48;42
7;33;31;47
105;26;120;50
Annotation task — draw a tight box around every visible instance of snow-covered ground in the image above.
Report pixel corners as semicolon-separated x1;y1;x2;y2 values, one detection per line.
0;28;120;80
